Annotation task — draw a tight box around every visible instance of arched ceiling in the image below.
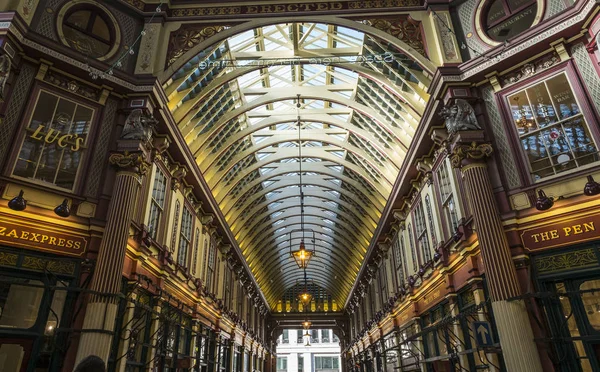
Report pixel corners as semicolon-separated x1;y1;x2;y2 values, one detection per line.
164;22;431;309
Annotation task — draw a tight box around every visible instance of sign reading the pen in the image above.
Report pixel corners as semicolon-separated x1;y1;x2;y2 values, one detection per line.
0;219;87;256
520;214;600;251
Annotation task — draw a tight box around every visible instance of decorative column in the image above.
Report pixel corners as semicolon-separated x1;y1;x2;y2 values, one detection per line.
450;132;543;372
75;108;155;364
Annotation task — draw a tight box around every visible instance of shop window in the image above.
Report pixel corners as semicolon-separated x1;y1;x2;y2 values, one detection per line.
422;303;452;363
506;71;599;180
177;208;194;267
396;323;421;370
124;293;152;370
436;159;460;238
413;202;432;262
58;3;119;60
298;355;304;372
483;0;538;42
13;90;94;191
580;280;600;329
0;277;44;329
148;168;167;240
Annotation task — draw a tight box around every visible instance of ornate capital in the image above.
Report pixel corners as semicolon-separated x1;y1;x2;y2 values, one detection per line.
109;151;151;175
450;142;493;168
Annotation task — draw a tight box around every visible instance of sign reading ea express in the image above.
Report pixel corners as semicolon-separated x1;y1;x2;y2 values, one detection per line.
0;220;87;256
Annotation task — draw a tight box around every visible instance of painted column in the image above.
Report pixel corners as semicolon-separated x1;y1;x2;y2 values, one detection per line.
450;134;543;372
75;145;151;364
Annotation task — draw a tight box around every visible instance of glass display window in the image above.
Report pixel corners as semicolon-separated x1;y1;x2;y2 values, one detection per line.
12;89;95;191
503;68;600;181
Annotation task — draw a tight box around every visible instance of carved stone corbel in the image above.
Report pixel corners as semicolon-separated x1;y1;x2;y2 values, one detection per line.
201;214;214;226
151;135;171;161
171;165;188;191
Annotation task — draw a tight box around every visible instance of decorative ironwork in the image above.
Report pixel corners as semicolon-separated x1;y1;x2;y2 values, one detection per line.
535;248;598;274
502;52;561;86
365;17;426;57
43;70;100;101
0;252;18;267
166;25;227;67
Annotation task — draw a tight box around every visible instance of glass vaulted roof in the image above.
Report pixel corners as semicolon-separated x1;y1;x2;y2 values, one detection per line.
164;23;431;309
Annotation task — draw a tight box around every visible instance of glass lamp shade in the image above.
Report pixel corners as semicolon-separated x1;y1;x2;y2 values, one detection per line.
302;320;311;329
298;292;312;304
291;241;313;268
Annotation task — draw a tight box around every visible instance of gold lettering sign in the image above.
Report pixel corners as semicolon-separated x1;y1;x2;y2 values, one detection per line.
28;125;86;152
521;214;600;251
0;219;88;256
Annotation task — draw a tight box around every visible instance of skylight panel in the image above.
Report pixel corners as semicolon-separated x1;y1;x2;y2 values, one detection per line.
256;151;270;159
322;226;333;232
271;211;283;218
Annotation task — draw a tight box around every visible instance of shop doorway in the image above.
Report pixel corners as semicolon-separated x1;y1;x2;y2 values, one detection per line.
539;277;600;371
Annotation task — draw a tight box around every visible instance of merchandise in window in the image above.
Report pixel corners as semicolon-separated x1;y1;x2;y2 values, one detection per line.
13;90;94;190
508;72;599;180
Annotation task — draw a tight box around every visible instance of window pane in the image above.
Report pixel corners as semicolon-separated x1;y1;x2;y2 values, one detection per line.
14;92;93;190
66;10;91;29
486;0;506;25
92;16;111;41
526;82;558;128
508;73;598;179
0;279;44;329
580;280;600;330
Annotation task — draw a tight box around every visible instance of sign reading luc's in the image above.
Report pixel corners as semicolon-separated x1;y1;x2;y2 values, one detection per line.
0;220;88;256
27;112;86;151
520;215;600;251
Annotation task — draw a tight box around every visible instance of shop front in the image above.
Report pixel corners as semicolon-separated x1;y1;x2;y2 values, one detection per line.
0;245;83;372
522;212;600;371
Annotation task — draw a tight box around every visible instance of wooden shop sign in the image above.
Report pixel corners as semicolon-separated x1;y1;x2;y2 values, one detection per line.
0;220;87;256
521;214;600;251
417;282;448;311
